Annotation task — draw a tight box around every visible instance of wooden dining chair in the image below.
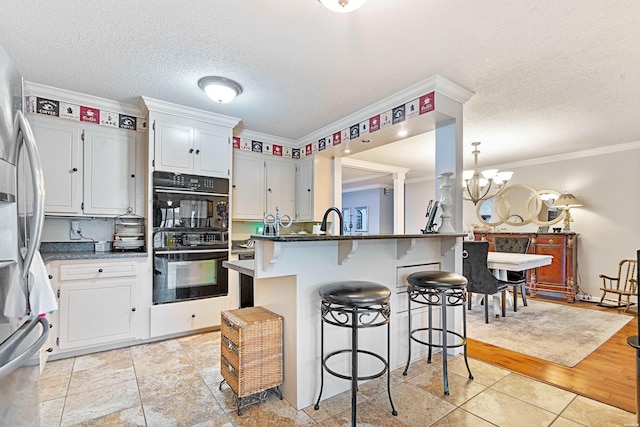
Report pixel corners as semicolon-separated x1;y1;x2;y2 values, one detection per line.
493;237;531;311
597;259;637;312
462;241;508;323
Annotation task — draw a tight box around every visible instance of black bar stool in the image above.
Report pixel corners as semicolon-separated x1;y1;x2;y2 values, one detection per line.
403;271;473;395
314;281;397;426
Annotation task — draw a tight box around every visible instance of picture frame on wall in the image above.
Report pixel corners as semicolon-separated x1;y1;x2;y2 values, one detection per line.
355;206;368;232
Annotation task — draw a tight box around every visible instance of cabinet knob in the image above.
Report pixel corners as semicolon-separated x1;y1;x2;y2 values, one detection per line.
49;323;53;329
46;348;53;353
72;167;78;172
268;188;272;192
191;314;196;318
195;149;200;155
98;268;103;273
48;274;53;279
232;184;236;188
549;239;553;244
307;188;311;192
189;148;194;154
131;174;135;178
131;307;136;312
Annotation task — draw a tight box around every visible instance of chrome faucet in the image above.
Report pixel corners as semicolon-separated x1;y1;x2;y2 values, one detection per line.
320;207;344;236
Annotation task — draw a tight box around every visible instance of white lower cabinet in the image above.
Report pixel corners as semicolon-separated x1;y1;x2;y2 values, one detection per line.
149;296;230;337
50;260;139;352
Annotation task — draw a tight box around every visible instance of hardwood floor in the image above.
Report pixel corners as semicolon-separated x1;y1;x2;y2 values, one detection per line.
467;296;638;413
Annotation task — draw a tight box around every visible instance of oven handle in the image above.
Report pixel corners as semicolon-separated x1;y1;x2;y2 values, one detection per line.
154;188;229;197
154;249;229;255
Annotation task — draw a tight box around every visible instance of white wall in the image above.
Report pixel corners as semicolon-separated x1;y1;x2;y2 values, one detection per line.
342;187;394;234
406;144;640;300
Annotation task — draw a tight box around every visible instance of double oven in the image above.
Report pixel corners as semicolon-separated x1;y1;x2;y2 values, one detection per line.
152;171;229;305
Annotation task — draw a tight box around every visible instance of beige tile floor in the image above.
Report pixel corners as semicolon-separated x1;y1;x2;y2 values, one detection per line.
38;330;636;427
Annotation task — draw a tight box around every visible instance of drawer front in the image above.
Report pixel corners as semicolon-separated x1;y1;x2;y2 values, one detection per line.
60;262;137;281
149;297;228;337
221;335;239;368
220;314;240;345
535;235;567;246
220;355;239;394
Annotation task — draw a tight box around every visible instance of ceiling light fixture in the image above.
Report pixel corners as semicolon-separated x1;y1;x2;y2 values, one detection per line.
462;141;513;205
198;76;243;103
317;0;367;13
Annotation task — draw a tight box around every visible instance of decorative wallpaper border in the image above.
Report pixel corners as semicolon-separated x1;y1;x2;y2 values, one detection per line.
233;91;434;159
25;96;147;132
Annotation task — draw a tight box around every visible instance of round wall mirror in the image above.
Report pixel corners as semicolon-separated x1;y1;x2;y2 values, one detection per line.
534;189;565;226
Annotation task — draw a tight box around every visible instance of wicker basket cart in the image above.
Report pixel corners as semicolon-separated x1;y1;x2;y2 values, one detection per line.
219;306;284;414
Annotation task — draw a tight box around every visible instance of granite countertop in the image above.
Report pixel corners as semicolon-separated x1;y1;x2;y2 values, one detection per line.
40;242;148;264
250;232;466;242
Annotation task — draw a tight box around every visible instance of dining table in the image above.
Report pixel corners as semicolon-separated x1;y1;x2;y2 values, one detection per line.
479;252;553;314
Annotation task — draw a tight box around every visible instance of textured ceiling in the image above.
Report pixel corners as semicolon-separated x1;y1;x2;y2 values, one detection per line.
1;1;639;182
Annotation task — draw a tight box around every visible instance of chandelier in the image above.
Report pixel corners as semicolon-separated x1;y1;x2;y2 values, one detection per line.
462;142;513;205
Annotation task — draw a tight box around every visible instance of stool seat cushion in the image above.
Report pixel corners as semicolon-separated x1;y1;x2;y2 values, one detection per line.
407;271;467;289
319;281;391;306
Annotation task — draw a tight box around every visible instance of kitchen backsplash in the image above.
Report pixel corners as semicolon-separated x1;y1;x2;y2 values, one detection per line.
41;217;116;243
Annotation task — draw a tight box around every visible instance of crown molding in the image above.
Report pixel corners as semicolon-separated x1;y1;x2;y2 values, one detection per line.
296;75;474;147
489;140;640;171
141;96;241;128
24;81;143;117
234;129;297;147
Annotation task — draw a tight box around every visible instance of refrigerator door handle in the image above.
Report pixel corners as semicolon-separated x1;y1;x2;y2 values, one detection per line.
0;317;49;380
15;110;45;279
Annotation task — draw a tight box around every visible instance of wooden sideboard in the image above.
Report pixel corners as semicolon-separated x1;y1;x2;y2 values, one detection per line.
474;231;579;302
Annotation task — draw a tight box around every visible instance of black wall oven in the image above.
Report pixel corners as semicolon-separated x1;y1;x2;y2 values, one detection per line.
152;171;229;305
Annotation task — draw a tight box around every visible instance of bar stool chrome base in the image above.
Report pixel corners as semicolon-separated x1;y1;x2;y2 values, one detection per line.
314;281;397;426
403;271;474;395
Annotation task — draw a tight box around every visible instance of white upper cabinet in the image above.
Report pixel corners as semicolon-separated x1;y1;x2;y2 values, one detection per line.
29;115;141;216
143;97;240;179
30;116;82;214
83;127;137;216
295;155;332;222
265;157;295;218
232;151;265;220
153;120;194;174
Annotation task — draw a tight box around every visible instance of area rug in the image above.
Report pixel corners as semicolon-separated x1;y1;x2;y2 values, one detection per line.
466;298;633;367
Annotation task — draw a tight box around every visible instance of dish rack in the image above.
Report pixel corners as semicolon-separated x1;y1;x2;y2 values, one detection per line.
113;215;145;252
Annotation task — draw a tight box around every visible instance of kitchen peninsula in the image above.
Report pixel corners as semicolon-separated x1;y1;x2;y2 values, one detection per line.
223;232;465;410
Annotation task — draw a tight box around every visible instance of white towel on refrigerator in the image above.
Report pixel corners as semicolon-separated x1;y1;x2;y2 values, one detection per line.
28;251;57;316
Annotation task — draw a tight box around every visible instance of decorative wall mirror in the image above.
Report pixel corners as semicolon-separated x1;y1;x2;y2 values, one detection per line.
476;185;565;227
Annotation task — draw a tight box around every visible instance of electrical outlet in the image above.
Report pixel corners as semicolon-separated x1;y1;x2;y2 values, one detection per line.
69;220;81;240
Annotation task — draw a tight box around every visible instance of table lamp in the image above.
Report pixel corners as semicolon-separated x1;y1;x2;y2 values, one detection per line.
552;192;583;231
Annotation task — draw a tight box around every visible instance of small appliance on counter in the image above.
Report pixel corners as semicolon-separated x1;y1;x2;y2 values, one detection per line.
113;215;145;252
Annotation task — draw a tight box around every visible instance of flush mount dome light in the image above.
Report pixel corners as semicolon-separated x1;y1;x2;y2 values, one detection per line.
317;0;367;13
198;76;243;103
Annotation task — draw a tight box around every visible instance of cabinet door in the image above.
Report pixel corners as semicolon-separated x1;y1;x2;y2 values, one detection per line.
154;120;194;174
266;158;295;217
29;116;82;214
58;279;135;350
83;127;137;216
232;152;265;220
194;126;230;178
295;158;313;221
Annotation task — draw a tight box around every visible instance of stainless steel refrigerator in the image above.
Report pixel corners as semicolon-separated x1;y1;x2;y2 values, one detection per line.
0;44;49;424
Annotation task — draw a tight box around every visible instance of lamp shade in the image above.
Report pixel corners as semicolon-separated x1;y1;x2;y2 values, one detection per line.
318;0;367;13
198;76;243;103
552;193;582;208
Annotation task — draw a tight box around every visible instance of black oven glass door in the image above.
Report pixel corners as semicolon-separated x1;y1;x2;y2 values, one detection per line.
153;250;228;305
153;189;229;230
